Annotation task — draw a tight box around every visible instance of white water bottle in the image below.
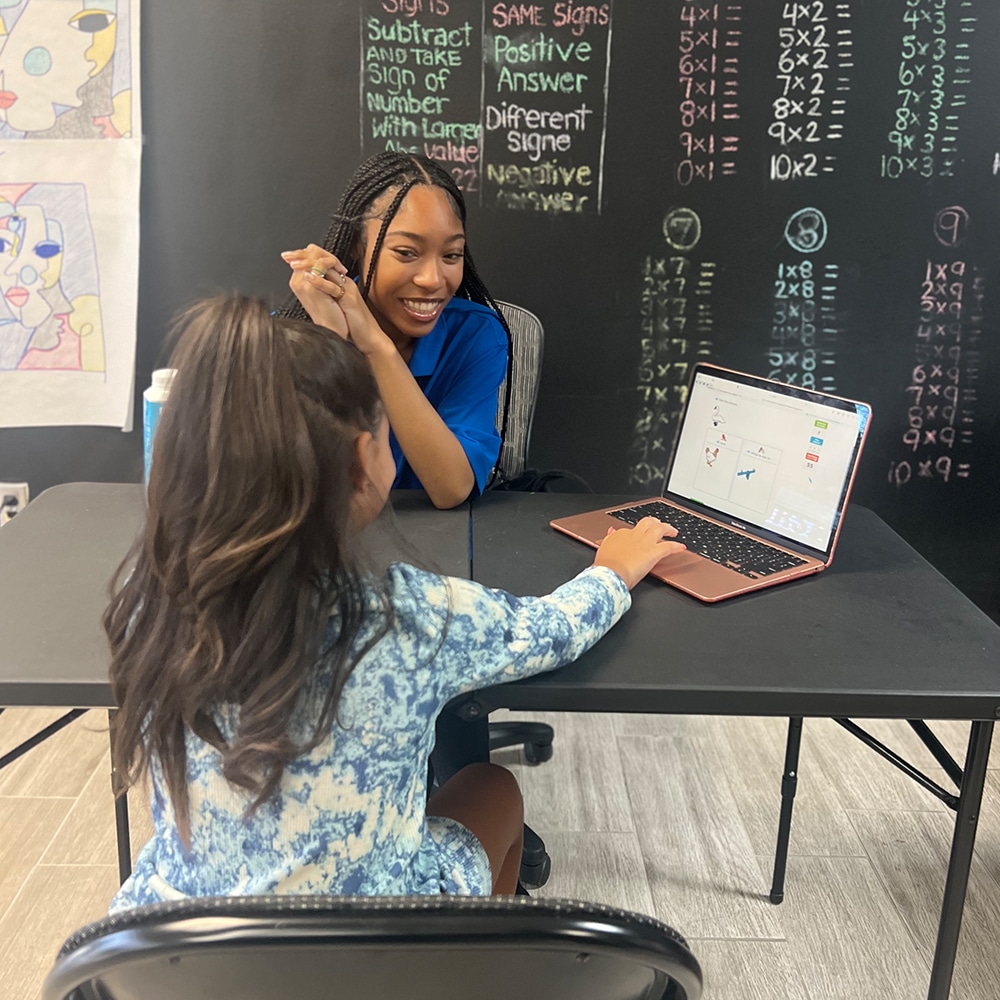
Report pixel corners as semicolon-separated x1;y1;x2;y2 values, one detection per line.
143;368;177;484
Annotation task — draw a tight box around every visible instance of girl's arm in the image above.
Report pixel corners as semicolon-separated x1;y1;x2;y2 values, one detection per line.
395;518;685;698
441;566;634;691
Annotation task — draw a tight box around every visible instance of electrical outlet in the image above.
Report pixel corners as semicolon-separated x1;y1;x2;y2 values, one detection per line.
0;482;29;526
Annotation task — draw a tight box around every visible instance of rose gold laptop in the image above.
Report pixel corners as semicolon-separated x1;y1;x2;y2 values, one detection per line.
551;364;872;602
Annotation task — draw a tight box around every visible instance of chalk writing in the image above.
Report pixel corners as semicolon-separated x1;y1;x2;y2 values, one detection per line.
934;205;969;248
663;207;702;252
361;4;483;191
629;211;716;490
675;2;742;183
767;258;840;393
784;206;828;254
880;0;977;180
889;209;984;488
766;1;852;181
483;1;612;212
766;207;841;391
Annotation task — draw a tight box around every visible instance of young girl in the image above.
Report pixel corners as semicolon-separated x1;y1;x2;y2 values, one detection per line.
280;152;509;510
105;294;683;910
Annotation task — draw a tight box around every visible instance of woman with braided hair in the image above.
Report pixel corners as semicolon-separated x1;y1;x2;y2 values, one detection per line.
281;153;510;509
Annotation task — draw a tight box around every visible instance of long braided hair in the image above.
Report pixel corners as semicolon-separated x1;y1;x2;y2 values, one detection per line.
280;152;513;483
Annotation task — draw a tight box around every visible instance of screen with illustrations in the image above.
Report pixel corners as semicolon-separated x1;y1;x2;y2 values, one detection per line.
667;366;870;553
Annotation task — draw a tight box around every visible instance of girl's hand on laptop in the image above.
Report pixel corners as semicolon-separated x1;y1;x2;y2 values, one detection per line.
593;517;685;590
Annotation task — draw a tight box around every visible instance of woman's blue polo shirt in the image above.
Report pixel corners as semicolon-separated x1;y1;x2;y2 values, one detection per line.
391;298;508;496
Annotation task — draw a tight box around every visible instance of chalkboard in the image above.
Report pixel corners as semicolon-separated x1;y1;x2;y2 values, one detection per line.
2;0;998;622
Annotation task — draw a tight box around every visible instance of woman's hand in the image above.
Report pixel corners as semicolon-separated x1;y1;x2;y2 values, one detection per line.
282;245;351;338
281;245;392;356
592;517;686;589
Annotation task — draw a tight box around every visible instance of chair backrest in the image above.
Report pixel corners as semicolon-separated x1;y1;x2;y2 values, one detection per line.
493;300;544;485
44;895;702;1000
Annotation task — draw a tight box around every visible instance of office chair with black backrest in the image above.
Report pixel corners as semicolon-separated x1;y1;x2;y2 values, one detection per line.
492;300;545;487
44;895;702;1000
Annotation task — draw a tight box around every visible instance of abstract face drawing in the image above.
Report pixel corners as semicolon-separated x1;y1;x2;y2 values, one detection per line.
0;0;117;133
0;183;104;373
0;202;63;328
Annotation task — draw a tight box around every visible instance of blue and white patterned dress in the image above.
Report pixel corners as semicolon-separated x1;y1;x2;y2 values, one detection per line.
110;563;630;912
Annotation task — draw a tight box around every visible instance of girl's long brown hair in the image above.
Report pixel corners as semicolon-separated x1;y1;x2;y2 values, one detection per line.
105;294;389;841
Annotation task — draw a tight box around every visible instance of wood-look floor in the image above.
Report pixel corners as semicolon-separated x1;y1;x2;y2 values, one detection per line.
3;707;998;1000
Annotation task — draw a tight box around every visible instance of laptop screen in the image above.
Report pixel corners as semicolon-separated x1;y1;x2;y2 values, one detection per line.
666;365;871;554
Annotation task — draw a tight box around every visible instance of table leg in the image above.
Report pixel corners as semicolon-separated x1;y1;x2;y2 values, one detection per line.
926;720;993;1000
0;708;85;770
108;709;132;885
769;716;803;904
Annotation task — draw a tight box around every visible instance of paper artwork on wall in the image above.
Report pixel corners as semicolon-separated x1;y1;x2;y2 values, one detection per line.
0;0;140;429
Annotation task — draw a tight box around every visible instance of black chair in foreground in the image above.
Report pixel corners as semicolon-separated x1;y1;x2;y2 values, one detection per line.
43;894;703;1000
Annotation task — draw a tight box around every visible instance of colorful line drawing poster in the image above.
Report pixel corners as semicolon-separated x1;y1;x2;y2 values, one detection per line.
0;180;103;372
0;0;140;427
0;139;140;427
0;0;136;140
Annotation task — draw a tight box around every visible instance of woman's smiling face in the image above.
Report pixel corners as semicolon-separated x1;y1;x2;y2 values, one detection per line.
360;184;465;351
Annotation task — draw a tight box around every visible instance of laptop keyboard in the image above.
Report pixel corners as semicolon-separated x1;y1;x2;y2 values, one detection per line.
608;501;808;579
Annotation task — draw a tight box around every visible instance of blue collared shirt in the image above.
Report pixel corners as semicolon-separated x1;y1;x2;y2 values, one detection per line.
391;298;508;496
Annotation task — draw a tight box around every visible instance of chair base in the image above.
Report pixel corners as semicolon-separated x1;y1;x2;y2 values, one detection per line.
520;824;551;890
488;721;554;765
487;723;554;887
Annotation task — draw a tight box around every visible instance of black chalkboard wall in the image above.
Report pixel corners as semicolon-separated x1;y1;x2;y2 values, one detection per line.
3;0;999;620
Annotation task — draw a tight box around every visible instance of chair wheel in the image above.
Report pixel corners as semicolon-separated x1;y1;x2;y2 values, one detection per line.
523;741;553;765
519;851;552;890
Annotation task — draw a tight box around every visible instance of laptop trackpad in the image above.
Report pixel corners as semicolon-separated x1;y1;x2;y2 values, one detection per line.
651;549;703;575
651;549;752;596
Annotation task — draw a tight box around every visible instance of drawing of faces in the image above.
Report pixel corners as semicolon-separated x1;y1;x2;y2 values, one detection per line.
0;203;63;329
0;0;117;133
